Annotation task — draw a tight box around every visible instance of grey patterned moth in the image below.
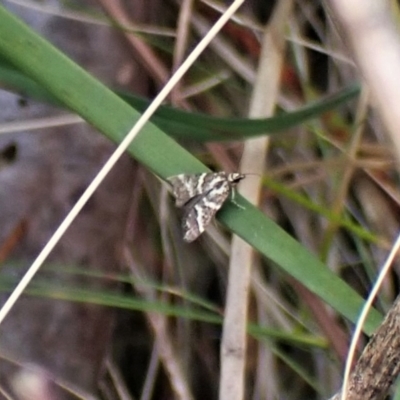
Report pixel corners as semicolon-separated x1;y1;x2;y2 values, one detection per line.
167;172;245;242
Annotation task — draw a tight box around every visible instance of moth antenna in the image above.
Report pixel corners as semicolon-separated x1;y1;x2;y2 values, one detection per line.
241;172;262;177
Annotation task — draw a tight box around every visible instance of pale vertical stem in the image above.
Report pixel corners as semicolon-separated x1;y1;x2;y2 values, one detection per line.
327;0;400;166
219;1;294;400
325;1;400;398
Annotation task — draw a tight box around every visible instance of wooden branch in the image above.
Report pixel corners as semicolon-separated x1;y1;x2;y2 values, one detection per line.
329;295;400;400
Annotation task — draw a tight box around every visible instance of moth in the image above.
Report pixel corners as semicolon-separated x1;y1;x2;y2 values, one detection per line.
167;172;245;242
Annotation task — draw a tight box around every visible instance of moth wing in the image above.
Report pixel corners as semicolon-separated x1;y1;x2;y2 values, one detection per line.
181;195;206;242
182;183;231;242
167;174;205;207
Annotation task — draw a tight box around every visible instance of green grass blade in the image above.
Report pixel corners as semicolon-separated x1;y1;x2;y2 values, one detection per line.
0;273;328;348
218;198;382;334
0;5;381;334
0;62;359;141
264;176;380;244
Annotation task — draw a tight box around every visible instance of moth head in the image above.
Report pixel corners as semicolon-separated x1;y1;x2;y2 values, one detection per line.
228;173;245;185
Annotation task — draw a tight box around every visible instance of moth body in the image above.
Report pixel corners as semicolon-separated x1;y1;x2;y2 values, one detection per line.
167;172;245;242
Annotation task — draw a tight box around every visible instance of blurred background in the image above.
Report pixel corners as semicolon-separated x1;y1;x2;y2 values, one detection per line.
0;1;398;399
